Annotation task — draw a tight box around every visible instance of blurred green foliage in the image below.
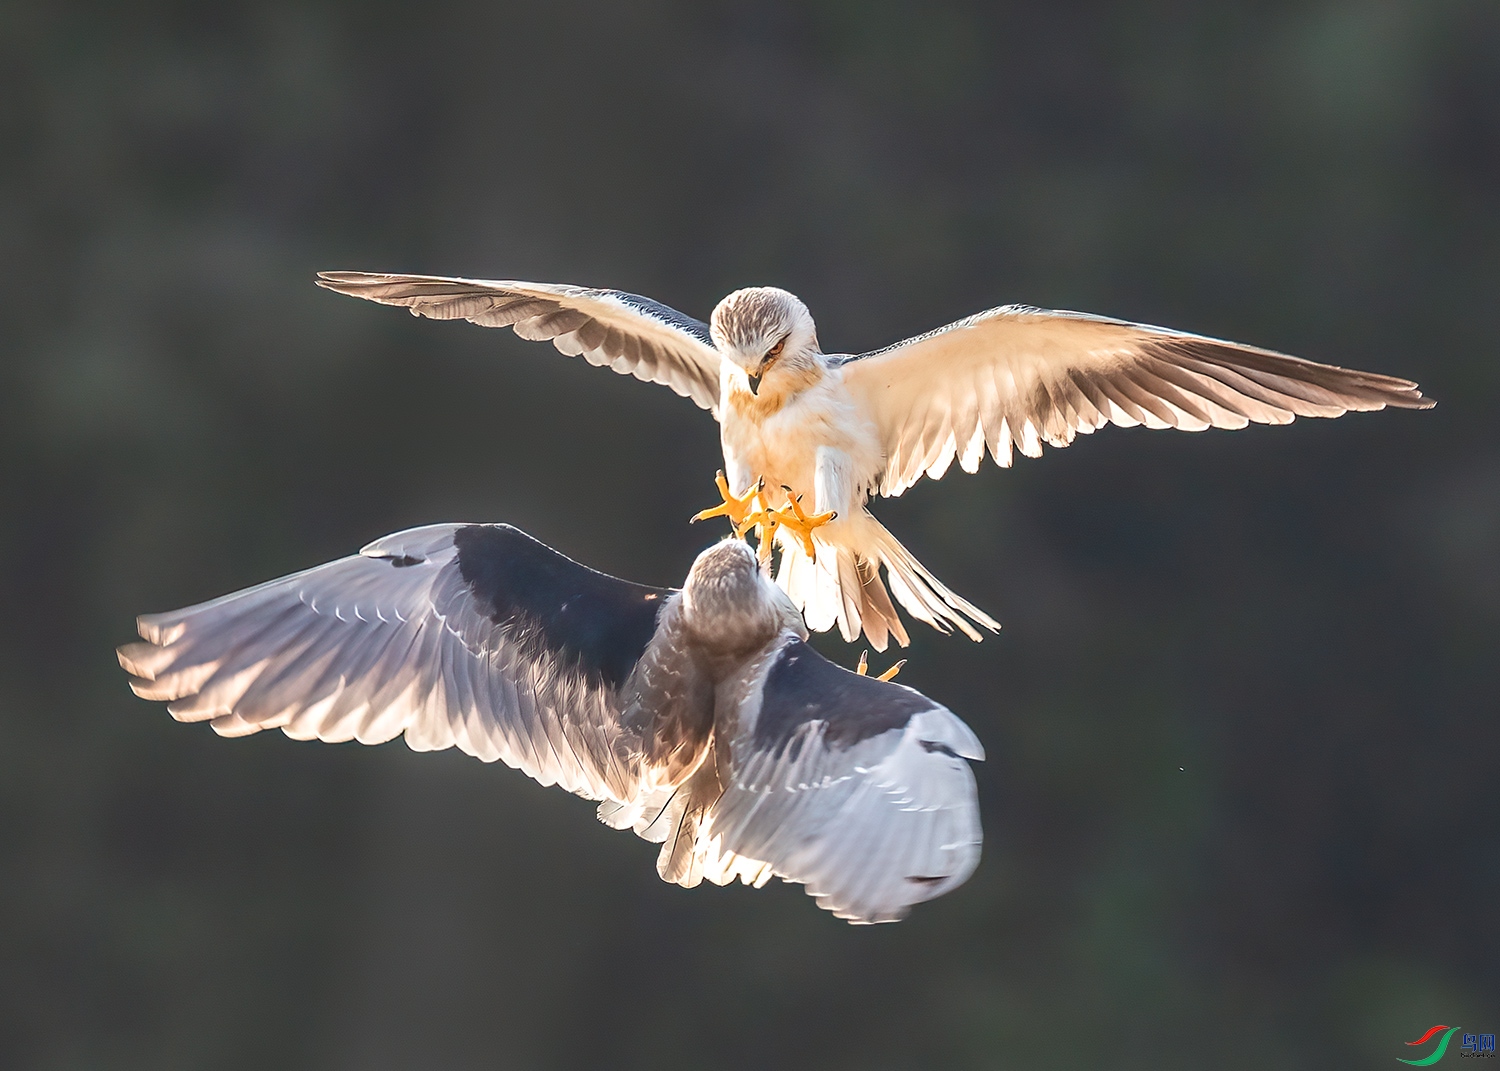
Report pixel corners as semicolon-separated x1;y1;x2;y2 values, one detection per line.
2;1;1496;1068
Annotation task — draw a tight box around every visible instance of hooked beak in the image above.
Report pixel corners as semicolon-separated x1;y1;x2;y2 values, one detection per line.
746;350;779;395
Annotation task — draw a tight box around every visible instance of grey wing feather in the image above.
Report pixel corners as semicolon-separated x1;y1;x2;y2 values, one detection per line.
838;304;1434;496
117;524;678;803
316;272;724;414
687;636;984;923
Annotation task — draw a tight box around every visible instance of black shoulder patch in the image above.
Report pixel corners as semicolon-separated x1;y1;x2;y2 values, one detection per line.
453;525;672;689
754;639;932;753
609;290;714;346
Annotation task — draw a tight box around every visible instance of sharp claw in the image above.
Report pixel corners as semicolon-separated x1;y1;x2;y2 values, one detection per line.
756;518;778;566
782;491;837;528
876;659;906;682
744;503;781;566
691;470;764;532
856;651;904;680
755;490;837;560
702;477;837;566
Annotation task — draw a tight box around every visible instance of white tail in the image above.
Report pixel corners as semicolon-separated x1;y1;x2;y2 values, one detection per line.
774;511;1000;650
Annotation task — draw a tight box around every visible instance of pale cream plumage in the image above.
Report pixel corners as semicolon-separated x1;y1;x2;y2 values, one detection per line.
316;271;1433;649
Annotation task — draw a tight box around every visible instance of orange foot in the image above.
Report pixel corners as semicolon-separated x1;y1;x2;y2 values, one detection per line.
856;650;906;682
691;471;765;536
743;504;783;568
762;487;836;559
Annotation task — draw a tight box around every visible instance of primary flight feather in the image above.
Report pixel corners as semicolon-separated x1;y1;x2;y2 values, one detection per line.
317;271;1433;649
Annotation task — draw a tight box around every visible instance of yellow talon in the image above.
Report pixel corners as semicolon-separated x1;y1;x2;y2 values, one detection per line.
691;471;764;536
769;487;836;559
877;659;906;682
693;474;834;566
747;506;781;566
855;650;905;681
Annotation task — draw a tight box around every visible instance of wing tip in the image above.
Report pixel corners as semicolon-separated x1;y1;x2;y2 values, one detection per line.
123;673;158;699
135;613;185;645
116;642;154;679
315;270;390;294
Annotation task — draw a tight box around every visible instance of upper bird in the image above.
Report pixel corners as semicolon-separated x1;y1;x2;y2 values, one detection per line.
316;271;1434;649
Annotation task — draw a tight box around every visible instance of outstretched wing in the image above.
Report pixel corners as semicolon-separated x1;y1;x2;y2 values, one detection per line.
694;636;984;923
838;305;1434;496
117;524;691;802
317;272;724;413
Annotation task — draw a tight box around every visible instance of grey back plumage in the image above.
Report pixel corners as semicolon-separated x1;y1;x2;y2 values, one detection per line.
119;526;984;923
703;636;983;922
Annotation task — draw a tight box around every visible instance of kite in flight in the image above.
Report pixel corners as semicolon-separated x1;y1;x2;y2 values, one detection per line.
316;272;1433;649
118;526;982;923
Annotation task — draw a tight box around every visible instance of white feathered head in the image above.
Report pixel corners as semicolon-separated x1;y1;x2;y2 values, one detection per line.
710;287;820;394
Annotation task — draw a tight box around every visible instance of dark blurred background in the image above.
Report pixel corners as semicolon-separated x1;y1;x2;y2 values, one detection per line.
3;1;1497;1068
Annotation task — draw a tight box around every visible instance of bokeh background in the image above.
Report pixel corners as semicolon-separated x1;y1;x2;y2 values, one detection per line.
3;1;1497;1068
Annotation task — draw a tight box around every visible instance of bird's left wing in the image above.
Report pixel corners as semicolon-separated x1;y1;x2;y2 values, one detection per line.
694;636;984;923
317;272;724;413
117;524;690;803
838;305;1434;496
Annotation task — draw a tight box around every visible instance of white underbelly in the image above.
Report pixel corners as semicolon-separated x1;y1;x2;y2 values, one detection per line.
720;391;881;512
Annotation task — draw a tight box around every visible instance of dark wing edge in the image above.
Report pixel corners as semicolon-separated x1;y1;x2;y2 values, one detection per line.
316;272;724;413
667;636;984;923
116;523;674;802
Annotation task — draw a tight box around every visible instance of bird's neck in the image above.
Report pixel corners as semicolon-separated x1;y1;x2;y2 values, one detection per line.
682;591;781;664
726;359;824;420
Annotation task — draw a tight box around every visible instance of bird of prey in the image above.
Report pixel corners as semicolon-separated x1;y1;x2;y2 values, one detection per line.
117;526;983;923
316;271;1434;650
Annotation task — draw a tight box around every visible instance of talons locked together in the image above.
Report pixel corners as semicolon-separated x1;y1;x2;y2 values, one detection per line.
691;470;836;565
695;473;900;678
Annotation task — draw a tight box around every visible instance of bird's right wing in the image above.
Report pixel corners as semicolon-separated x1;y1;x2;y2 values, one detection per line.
317;272;725;414
117;524;698;803
696;636;984;923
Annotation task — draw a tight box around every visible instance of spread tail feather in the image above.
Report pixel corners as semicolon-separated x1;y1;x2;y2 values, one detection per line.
774;513;999;650
604;738;774;890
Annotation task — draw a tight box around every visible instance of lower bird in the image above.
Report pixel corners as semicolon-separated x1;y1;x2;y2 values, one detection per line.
316;271;1434;649
117;526;983;923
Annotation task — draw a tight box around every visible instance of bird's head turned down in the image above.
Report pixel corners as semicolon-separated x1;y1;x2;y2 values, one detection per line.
681;538;806;653
710;287;821;398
